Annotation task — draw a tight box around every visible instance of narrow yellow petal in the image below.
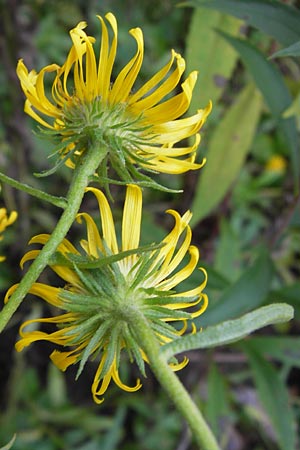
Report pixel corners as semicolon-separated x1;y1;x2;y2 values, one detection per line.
142;71;198;124
20;250;40;269
110;28;144;104
128;49;176;104
92;354;112;404
169;356;189;372
4;284;18;304
128;52;185;111
85;187;118;254
190;293;209;318
122;184;142;252
142;154;205;174
27;282;62;307
159;245;199;290
112;364;142;392
96;13;118;101
50;349;79;371
139;133;200;157
77;212;102;257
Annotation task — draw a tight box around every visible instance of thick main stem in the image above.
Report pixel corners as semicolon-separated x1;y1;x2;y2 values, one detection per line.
128;308;220;450
0;144;106;333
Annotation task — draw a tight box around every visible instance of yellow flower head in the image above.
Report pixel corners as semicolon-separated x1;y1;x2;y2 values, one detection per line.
17;12;211;188
6;185;208;403
0;208;17;262
265;154;287;174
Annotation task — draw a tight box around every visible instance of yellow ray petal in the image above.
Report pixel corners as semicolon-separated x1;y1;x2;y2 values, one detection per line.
142;154;205;174
85;187;118;253
129;52;185;111
112;364;142;392
20;250;40;269
128;49;177;104
96;13;118;101
169;356;189;372
77;212;102;257
50;349;79;371
143;71;198;124
139;133;200;157
110;27;144;104
122;184;142;252
159;245;199;291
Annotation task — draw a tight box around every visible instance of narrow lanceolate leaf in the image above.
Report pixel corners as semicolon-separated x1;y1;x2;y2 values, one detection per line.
181;0;300;47
220;33;293;118
160;303;293;360
197;249;273;327
270;40;300;59
219;33;300;190
191;83;261;224
186;7;242;108
205;364;232;438
242;346;297;450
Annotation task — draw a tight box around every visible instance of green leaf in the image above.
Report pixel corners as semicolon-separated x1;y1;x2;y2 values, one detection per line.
198;249;273;327
242;346;297;450
283;91;300;131
191;83;262;225
205;364;232;440
219;33;300;189
160;303;293;360
268;282;300;318
181;0;300;46
220;33;292;117
270;40;300;58
185;7;242;108
101;406;126;450
214;219;241;282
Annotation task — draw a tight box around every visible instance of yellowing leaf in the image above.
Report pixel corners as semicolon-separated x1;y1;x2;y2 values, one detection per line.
191;83;262;225
186;7;242;109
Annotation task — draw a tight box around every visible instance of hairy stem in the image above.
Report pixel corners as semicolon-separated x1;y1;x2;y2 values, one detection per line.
0;144;106;332
128;307;220;450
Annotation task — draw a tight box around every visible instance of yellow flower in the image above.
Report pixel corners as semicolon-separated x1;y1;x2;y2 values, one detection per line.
0;208;17;262
6;185;208;403
265;155;287;174
17;12;211;186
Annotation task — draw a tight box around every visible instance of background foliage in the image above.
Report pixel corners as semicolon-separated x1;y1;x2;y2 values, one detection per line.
0;0;299;449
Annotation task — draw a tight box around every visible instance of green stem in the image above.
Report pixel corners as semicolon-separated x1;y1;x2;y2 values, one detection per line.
128;307;220;450
0;144;106;333
0;171;67;209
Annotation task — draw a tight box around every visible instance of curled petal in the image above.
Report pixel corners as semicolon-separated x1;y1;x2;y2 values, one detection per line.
169;356;189;372
110;27;144;104
51;349;79;371
77;212;102;257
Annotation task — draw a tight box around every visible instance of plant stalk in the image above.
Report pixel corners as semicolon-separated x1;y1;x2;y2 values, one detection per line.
128;307;221;450
0;143;106;333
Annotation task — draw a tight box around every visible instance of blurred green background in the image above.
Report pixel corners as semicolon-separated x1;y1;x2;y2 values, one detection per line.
0;0;300;449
